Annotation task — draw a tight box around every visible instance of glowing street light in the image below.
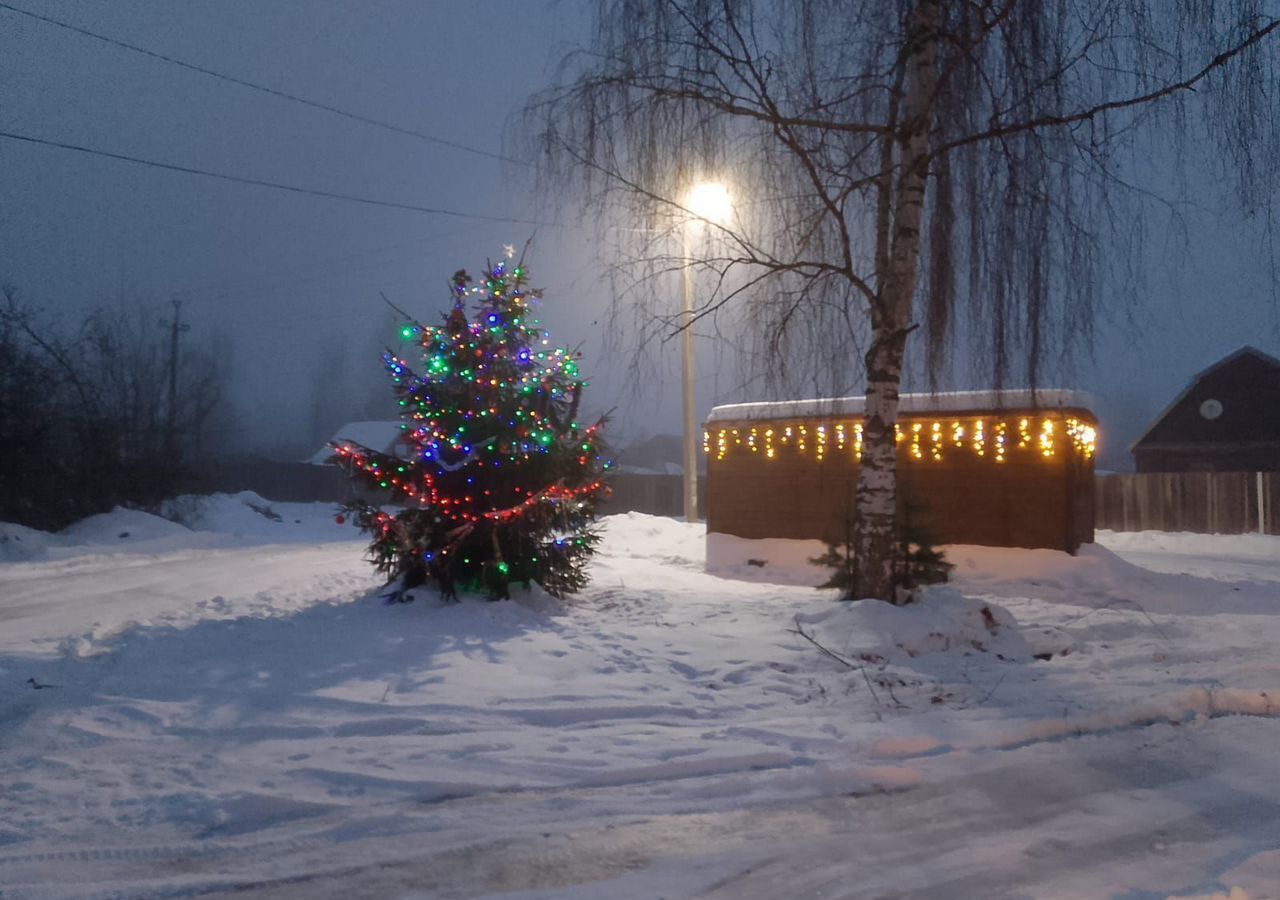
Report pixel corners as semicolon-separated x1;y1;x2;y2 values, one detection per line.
682;181;732;523
686;181;733;225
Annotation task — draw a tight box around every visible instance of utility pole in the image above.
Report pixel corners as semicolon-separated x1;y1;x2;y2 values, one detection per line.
161;299;190;455
681;225;698;523
678;181;732;524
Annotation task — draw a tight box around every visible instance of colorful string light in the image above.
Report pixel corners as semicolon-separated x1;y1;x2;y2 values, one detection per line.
332;252;610;600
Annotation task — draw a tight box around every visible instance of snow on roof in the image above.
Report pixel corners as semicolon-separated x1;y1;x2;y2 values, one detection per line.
707;389;1094;423
309;421;408;465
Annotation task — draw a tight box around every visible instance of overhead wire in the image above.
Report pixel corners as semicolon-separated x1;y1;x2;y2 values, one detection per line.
0;129;554;226
0;4;616;391
1;5;563;297
0;1;531;167
167;221;493;304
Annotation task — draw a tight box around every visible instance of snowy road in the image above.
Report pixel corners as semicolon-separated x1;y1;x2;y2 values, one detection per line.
9;722;1268;900
0;542;373;655
1;497;1279;899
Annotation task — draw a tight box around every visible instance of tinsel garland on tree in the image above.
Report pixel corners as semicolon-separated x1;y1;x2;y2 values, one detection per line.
334;251;609;601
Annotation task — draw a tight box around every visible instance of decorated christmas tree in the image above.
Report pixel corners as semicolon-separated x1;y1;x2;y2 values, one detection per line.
334;250;609;601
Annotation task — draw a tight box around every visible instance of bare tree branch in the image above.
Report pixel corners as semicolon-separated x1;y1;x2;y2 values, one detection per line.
935;18;1280;157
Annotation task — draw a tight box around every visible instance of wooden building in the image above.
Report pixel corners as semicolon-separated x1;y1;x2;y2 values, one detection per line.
1132;347;1280;473
705;390;1098;553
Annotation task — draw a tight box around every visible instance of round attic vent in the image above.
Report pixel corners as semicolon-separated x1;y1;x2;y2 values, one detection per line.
1199;398;1223;420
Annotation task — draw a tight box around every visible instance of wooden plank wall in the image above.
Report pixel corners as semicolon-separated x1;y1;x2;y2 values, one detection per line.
1095;472;1278;534
707;440;1095;552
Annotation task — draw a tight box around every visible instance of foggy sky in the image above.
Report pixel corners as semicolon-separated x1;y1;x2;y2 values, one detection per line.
3;0;1278;471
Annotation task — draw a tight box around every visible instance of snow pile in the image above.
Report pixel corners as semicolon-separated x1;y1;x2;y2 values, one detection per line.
1100;529;1280;559
596;510;705;570
796;586;1030;661
0;493;360;565
0;521;64;562
705;531;830;586
60;506;193;544
711;528;1280;616
1097;528;1280;584
949;541;1280;615
157;490;352;542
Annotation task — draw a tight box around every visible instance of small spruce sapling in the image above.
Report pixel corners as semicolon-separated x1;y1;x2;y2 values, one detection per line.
812;501;952;602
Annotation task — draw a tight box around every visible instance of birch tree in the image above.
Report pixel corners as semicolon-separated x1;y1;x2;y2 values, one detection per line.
522;0;1280;601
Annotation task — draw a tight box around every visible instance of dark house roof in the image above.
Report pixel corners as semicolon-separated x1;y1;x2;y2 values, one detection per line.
615;433;705;475
1131;346;1280;456
308;421;407;465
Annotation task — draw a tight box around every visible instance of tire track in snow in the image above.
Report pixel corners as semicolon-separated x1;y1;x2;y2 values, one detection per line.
0;831;328;868
870;686;1280;759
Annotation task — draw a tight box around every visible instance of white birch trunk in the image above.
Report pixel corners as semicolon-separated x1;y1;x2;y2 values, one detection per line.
854;0;941;602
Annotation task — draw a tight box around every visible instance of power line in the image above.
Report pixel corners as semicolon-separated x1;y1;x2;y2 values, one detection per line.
0;1;530;168
0;129;552;225
166;221;490;302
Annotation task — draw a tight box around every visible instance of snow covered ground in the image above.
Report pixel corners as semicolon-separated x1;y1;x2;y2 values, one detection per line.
1;494;1279;899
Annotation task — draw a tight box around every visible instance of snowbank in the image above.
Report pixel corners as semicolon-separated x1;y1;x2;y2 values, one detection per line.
0;492;361;564
158;490;353;541
0;521;65;562
705;531;830;586
795;586;1030;661
1099;529;1280;558
596;511;706;570
949;541;1280;615
60;506;194;544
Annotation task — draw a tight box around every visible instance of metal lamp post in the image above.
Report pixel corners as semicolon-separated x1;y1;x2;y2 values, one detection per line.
681;181;732;523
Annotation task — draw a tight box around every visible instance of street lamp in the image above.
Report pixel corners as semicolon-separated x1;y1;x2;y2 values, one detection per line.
682;181;732;523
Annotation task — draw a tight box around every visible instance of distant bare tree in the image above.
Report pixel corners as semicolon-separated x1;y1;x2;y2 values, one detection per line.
0;288;228;528
0;287;63;525
82;305;227;463
523;0;1279;601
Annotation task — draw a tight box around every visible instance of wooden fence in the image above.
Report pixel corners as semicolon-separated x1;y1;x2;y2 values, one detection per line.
600;474;704;518
196;459;352;503
195;461;700;518
1095;471;1278;534
198;462;1275;536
